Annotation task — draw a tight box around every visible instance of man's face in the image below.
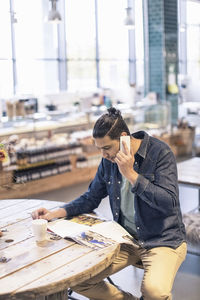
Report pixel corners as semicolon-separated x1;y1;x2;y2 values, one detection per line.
94;135;119;163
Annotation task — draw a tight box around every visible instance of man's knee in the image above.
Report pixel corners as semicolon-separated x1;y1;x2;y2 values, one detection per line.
142;281;171;300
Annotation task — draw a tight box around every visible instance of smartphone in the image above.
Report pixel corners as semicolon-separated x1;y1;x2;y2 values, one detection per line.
120;136;130;153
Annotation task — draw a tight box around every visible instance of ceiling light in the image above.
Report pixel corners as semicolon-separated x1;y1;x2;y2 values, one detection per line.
48;0;62;23
124;7;135;30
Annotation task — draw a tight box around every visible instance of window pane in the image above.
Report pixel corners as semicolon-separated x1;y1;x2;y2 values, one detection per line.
186;0;200;101
135;0;144;61
99;61;128;89
136;61;144;88
14;0;58;59
98;0;128;60
65;0;96;59
187;0;200;24
0;61;13;97
135;0;144;88
187;25;200;61
98;0;129;88
16;60;59;94
0;0;12;58
67;61;96;91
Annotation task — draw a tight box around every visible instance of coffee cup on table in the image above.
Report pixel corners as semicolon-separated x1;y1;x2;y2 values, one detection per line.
32;219;47;242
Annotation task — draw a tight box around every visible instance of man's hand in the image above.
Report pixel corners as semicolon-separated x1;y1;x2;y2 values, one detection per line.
31;207;53;220
31;207;67;221
114;141;138;185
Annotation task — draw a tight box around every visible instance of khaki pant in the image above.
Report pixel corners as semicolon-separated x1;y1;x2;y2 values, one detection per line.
73;242;187;300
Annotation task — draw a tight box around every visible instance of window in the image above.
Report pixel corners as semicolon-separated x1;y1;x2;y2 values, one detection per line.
0;0;13;97
179;0;200;101
186;0;200;86
135;0;144;88
65;0;96;91
14;0;59;94
0;0;145;100
97;0;129;89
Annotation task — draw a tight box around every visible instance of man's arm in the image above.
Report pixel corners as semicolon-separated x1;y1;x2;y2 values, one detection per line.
115;141;179;215
32;159;108;220
132;149;179;215
62;162;108;218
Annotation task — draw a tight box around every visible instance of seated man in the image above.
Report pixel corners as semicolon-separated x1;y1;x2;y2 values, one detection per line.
32;107;187;300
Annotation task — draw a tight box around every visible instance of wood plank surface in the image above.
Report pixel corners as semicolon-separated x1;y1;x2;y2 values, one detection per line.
0;243;91;296
0;235;75;279
0;200;49;219
0;244;119;299
0;199;119;300
0;199;26;209
0;200;63;228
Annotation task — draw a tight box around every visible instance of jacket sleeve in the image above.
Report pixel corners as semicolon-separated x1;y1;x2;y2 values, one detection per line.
132;148;179;215
62;159;108;218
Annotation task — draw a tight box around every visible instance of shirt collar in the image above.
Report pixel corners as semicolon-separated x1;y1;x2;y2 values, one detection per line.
132;131;149;159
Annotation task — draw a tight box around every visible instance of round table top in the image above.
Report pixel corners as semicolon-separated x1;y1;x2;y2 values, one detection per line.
0;199;120;300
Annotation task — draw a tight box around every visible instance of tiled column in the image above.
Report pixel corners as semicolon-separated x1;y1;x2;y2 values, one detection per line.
143;0;178;124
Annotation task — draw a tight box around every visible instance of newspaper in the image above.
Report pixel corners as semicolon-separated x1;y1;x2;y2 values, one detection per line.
47;214;135;250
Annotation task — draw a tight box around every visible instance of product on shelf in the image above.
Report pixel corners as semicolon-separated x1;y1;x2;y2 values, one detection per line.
13;159;72;184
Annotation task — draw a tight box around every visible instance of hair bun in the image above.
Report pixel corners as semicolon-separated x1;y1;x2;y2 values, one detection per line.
107;107;121;118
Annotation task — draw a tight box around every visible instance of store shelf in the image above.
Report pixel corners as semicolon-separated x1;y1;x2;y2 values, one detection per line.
0;112;90;139
0;166;97;200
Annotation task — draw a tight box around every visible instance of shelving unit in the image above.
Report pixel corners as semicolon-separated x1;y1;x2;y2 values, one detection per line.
0;112;101;199
0;165;98;200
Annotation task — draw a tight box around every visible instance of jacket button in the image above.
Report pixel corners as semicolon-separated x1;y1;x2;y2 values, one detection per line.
108;181;111;184
137;227;140;230
117;197;119;200
118;181;121;184
116;212;118;216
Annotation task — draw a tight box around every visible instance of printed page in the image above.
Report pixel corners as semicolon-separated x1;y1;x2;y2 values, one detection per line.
47;214;106;239
47;218;89;238
91;220;135;245
47;214;136;249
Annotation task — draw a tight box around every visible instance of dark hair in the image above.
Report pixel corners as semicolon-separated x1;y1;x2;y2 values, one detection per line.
92;107;130;140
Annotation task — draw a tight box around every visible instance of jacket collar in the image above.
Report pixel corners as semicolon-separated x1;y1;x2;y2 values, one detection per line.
132;131;149;159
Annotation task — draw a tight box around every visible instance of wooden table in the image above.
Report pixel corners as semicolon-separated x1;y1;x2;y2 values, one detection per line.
0;199;120;300
177;157;200;208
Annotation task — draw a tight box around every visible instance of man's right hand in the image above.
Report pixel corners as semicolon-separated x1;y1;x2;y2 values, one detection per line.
31;207;67;221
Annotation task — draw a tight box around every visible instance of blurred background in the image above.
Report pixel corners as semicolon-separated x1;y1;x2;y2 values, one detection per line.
0;1;200;299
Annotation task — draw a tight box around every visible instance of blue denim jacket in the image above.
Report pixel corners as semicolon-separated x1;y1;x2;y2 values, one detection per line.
63;131;186;249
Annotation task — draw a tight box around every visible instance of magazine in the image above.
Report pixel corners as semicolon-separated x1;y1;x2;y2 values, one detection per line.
47;213;135;250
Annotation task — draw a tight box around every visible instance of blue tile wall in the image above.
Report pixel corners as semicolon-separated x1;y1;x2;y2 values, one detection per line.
144;0;178;124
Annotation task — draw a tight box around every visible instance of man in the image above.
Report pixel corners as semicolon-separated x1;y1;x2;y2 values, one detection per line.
32;107;187;300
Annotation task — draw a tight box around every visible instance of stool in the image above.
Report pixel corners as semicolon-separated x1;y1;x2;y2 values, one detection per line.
183;207;200;256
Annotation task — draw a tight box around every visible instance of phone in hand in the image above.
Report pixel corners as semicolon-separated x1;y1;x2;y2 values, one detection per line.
120;136;130;153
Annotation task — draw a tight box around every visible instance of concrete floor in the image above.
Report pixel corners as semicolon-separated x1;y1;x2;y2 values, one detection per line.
31;181;200;300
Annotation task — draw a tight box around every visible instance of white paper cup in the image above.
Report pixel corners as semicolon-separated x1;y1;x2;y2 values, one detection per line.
32;219;47;242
